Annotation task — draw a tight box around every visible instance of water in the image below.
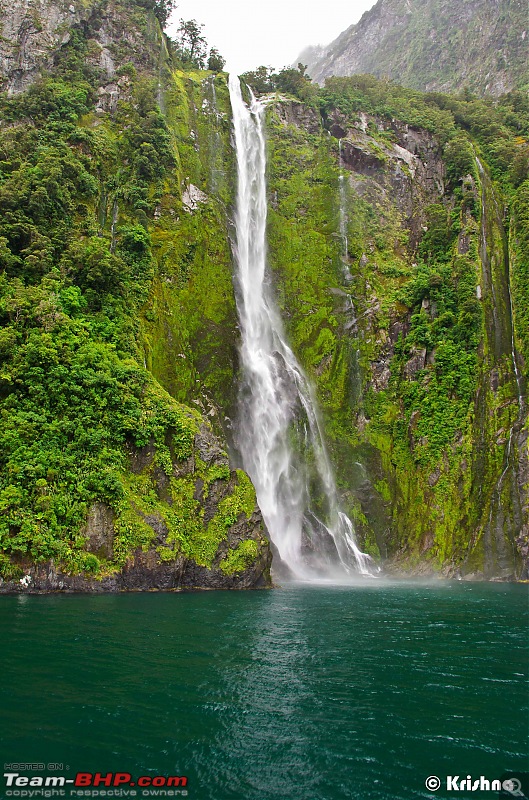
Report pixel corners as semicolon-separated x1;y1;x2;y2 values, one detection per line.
1;583;527;800
229;75;372;579
338;139;352;282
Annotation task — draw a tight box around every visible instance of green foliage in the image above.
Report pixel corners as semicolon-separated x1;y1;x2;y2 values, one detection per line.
444;134;477;185
155;469;257;569
207;49;225;73
418;204;457;263
0;0;525;580
510;181;529;364
241;64;316;102
319;76;528;192
275;64;317;103
1;79;93;124
263;68;527;568
320;75;455;143
173;19;208;69
220;539;259;575
0;21;258;580
66;237;124;297
0;270;199;569
134;0;176;27
239;66;276;95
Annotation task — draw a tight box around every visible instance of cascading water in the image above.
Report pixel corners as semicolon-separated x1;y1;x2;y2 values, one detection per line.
337;139;352;282
229;75;374;579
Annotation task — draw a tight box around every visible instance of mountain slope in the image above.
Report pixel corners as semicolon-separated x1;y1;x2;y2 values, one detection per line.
261;81;529;579
0;0;272;591
299;0;529;96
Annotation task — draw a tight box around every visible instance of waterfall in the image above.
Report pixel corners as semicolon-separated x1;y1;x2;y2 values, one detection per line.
229;75;375;579
338;140;348;259
338;139;353;281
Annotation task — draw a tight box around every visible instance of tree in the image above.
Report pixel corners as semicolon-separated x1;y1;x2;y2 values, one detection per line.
175;19;207;69
207;48;225;73
275;64;315;101
135;0;176;28
240;66;276;94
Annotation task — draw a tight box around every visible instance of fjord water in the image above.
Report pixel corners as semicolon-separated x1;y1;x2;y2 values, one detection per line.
1;583;527;800
229;76;371;578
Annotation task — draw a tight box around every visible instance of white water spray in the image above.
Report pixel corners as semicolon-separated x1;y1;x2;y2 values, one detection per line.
229;75;374;578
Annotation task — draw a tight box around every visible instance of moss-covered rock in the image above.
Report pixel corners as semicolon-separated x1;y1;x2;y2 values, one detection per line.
0;0;270;592
0;0;527;586
263;86;527;579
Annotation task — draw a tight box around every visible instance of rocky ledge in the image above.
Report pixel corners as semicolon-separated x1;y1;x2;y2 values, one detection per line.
0;425;273;594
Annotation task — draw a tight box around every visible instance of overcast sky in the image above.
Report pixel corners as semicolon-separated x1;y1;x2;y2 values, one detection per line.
165;1;377;75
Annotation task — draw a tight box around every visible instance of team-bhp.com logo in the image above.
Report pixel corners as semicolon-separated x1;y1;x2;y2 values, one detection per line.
425;773;529;797
3;772;188;796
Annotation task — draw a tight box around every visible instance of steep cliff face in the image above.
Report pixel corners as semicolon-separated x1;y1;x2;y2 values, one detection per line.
0;0;271;591
0;0;527;587
299;0;529;97
0;0;163;95
263;86;528;579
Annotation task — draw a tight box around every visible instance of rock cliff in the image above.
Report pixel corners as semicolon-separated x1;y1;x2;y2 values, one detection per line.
0;0;272;591
298;0;529;97
0;0;527;587
263;88;528;579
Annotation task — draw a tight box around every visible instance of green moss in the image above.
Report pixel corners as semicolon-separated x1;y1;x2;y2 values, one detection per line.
0;19;249;581
0;552;23;580
263;81;526;572
510;181;529;365
220;539;259;575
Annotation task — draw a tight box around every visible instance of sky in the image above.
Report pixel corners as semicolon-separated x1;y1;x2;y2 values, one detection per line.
165;0;377;75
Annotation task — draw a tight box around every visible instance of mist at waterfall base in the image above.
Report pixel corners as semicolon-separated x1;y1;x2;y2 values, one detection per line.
2;584;527;800
229;76;374;581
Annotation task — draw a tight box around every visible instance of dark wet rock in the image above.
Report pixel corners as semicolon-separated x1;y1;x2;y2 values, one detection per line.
0;499;272;593
404;347;426;379
428;467;441;487
371;359;391;391
339;138;386;174
82;502;115;559
274;100;321;135
195;424;230;469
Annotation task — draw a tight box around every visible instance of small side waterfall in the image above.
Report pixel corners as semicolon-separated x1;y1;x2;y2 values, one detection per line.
338;140;348;259
338;139;352;281
229;75;374;579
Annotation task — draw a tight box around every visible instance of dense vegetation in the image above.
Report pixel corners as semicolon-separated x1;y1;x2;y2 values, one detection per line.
259;71;528;572
0;2;263;583
0;0;526;581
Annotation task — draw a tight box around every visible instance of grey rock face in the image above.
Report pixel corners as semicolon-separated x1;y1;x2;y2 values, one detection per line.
0;0;159;95
274;100;321;135
83;502;115;559
403;347;427;380
0;0;85;93
298;0;527;97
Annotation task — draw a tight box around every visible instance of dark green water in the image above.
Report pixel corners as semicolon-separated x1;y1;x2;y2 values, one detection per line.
1;581;527;800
